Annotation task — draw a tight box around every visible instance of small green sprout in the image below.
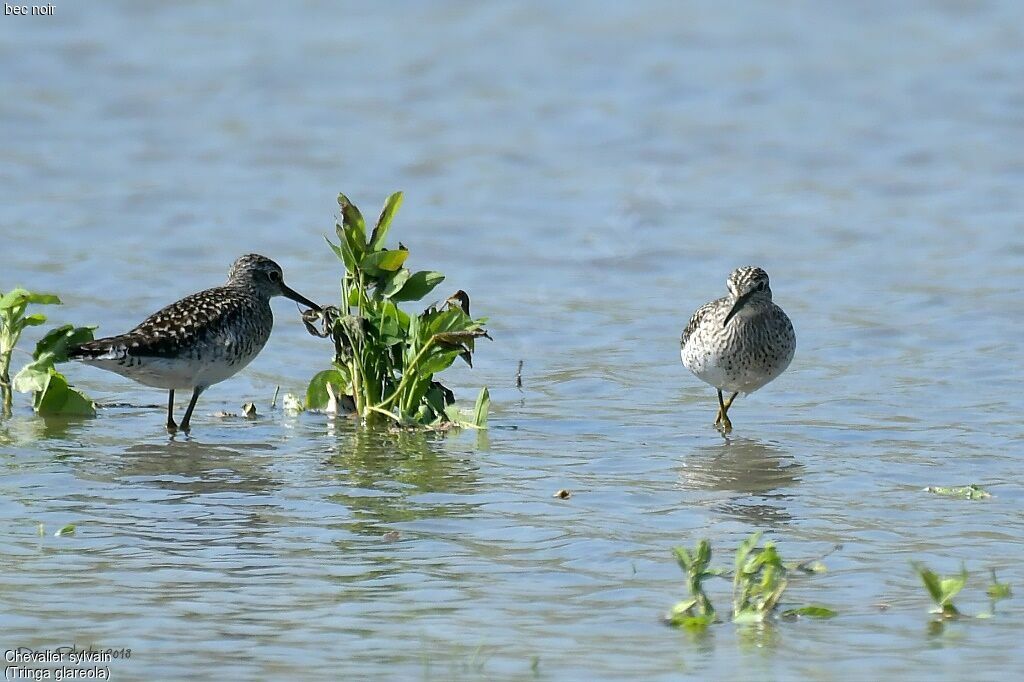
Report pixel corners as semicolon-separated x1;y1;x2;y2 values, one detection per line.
913;561;967;618
987;570;1012;601
1;289;95;417
666;539;720;629
666;534;835;630
733;532;789;623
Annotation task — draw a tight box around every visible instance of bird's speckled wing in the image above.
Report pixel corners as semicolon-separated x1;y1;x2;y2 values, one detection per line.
680;297;725;349
71;286;265;360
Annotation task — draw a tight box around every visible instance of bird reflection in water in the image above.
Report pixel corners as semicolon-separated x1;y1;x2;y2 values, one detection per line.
325;427;481;540
119;439;280;497
677;436;803;526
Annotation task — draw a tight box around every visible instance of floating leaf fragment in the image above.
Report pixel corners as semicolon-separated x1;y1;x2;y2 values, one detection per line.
781;606;837;619
924;484;991;500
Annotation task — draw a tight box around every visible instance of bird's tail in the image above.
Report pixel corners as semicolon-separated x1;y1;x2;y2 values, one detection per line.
69;336;130;362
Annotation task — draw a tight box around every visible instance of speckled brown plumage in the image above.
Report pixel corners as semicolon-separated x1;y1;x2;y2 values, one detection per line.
71;285;272;362
680;266;795;431
70;254;319;432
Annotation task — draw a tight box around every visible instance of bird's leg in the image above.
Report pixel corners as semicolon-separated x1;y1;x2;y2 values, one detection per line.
717;391;739;432
179;386;205;433
166;390;177;432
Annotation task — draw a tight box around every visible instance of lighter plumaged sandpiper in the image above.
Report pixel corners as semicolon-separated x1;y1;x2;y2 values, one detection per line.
680;266;795;432
70;254;320;432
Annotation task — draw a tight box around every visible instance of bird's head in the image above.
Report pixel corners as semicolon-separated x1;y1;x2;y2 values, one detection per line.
228;254;320;310
724;266;772;326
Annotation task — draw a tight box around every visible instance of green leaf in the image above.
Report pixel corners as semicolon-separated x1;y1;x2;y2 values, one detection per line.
914;563;944;604
913;562;966;613
369;191;404;252
735;532;763;574
380;268;411;298
419;349;462;376
392;271;445;302
781;606;837;619
23;314;47;327
306;368;350;410
26;293;61;305
361;249;409;276
337;193;366;248
667;613;715;630
34;324;95;362
695;539;711;570
35;370;95;416
472;386;490;428
674;546;694;571
54;523;76;537
0;288;31;310
423;385;449;419
12;359;51;394
939;574;967;601
326;235;359;274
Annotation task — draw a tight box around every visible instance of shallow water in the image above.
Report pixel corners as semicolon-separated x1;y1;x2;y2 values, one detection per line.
2;1;1024;679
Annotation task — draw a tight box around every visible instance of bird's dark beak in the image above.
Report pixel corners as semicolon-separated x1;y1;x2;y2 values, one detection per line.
281;283;321;312
723;290;755;327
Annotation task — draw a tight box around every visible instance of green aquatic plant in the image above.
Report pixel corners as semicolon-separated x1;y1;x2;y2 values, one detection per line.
299;192;490;428
666;533;835;630
0;288;95;417
986;570;1012;601
732;532;790;623
53;523;76;537
913;561;967;619
666;540;721;629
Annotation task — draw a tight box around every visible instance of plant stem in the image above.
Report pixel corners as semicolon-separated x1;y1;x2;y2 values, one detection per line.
376;337;435;411
349;359;363;417
1;333;16;417
365;404;402;423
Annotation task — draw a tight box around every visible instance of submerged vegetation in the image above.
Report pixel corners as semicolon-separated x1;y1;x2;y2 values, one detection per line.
0;288;95;417
298;192;491;428
669;536;1019;631
913;562;1013;620
666;533;836;630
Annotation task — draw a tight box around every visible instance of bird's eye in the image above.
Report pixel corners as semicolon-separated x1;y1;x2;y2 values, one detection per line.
268;270;281;282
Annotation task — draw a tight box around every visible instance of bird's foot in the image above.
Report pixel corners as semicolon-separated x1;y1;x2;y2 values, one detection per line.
166;419;178;434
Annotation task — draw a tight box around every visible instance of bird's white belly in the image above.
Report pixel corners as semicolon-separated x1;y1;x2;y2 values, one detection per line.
681;342;792;395
91;346;262;390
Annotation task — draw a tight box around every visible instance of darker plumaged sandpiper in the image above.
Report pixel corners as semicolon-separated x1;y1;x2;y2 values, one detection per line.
680;266;796;432
70;254;320;432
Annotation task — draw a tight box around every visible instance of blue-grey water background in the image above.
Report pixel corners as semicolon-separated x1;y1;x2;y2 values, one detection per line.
3;1;1024;679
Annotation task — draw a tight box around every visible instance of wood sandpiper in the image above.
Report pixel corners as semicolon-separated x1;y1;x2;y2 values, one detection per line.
680;266;795;432
70;254;320;432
